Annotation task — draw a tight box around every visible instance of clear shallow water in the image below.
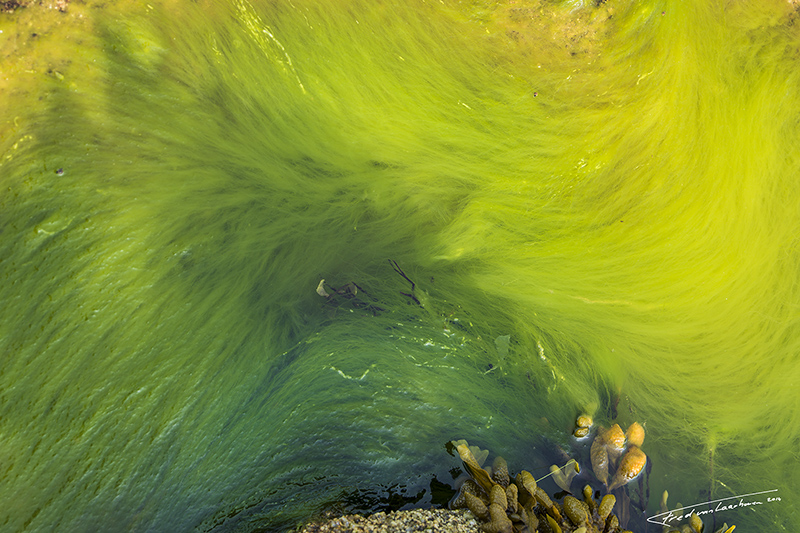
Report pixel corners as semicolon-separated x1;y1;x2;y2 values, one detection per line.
1;0;799;531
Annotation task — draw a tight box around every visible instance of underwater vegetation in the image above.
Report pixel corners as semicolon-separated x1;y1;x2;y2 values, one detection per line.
2;0;800;531
447;435;735;533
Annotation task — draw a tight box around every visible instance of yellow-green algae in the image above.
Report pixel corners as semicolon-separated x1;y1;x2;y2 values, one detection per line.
1;0;799;531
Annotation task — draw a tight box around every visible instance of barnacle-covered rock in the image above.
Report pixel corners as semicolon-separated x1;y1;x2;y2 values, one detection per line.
608;445;647;490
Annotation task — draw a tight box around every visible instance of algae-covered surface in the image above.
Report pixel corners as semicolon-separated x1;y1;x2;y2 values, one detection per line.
1;0;799;531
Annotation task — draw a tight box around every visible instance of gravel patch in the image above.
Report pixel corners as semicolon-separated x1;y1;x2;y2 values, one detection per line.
300;508;481;533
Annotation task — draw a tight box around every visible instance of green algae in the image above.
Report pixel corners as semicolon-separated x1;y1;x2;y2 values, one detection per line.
1;0;799;531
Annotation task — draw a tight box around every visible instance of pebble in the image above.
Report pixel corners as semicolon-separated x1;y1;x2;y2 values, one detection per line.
301;508;480;533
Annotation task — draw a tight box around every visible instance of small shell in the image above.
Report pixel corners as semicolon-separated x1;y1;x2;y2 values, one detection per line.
626;422;645;447
577;415;593;428
608;446;647;490
505;483;518;514
590;437;609;484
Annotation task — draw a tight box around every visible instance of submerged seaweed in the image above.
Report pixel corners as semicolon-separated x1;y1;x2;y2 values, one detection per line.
447;438;736;533
449;438;630;533
2;0;800;531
